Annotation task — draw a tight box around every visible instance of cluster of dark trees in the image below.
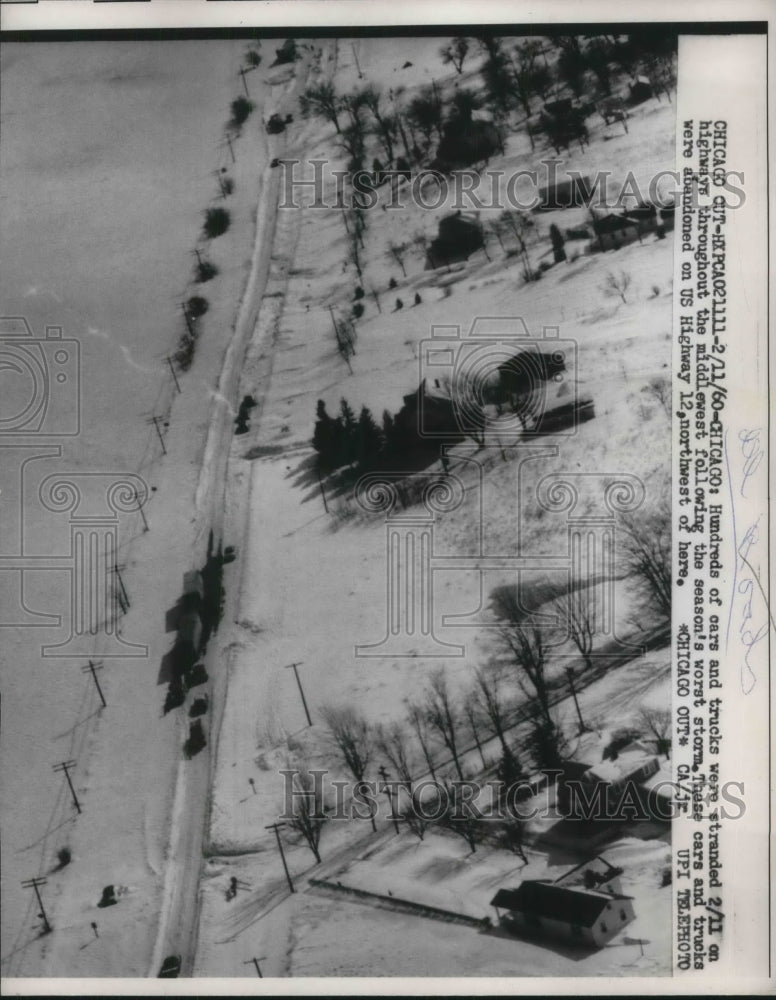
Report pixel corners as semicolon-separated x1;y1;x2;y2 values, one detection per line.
300;32;677;179
312;391;463;479
313;346;576;480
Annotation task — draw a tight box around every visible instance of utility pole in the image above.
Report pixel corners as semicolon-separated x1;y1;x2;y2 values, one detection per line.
378;765;400;834
565;667;588;733
284;662;312;727
265;822;295;893
21;877;51;934
110;563;130;613
133;487;149;533
53;760;81;814
243;956;266;978
370;288;382;313
225;134;236;164
82;660;106;709
214;170;228;199
146;415;168;455
328;306;353;375
351;42;363;78
180;301;195;339
166;356;181;393
239;67;250;98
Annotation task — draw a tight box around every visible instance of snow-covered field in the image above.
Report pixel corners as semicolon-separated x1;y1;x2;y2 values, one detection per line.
2;34;676;982
0;37;297;977
196;37;676;978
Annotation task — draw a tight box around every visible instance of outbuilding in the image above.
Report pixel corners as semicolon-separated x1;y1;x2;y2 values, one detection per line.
490;879;635;948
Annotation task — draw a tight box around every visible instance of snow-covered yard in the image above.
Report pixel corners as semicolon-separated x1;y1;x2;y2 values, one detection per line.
2;32;677;982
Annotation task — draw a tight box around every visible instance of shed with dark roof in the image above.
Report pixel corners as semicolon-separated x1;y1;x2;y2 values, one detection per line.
490;879;635;948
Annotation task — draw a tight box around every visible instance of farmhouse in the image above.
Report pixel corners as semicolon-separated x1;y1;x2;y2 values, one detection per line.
425;211;484;269
490;878;635;948
590;211;642;251
567;743;668;821
432;113;502;171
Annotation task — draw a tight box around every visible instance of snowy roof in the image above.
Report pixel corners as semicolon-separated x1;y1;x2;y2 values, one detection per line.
584;751;660;785
491;881;632;927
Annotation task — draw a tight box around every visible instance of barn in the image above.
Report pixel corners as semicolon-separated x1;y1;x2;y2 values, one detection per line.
425;211;484;270
490;879;635;948
590;211;642;251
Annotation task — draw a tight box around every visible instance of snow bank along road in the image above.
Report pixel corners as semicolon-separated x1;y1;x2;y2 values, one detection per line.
148;53;311;978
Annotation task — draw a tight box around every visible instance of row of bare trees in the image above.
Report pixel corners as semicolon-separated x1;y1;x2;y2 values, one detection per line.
301;81;420;171
281;501;670;862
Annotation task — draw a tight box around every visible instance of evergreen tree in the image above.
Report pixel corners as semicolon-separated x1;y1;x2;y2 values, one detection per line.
337;398;358;467
313;399;345;472
550;223;567;263
355;406;384;471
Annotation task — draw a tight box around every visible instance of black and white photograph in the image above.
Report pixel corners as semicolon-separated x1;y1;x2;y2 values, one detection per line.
0;2;771;992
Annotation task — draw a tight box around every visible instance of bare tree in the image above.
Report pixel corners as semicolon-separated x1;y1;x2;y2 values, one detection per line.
280;766;328;863
497;618;552;727
473;666;512;756
407;702;438;780
388;86;415;163
642;374;671;417
321;705;376;830
300;82;342;133
463;698;488;769
553;586;596;670
602;269;633;304
488;215;508;254
331;308;357;371
407;86;445;147
499;210;534;281
508;39;543;120
401;785;433;841
618;500;671;622
435;779;483;854
347;236;364;281
376;721;414;789
639;707;672;758
440;37;470;74
385;240;409;277
360;85;396;164
493;818;528;864
424;669;466;781
337;114;369;171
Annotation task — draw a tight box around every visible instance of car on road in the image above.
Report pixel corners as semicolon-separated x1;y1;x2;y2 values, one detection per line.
158;954;181;978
